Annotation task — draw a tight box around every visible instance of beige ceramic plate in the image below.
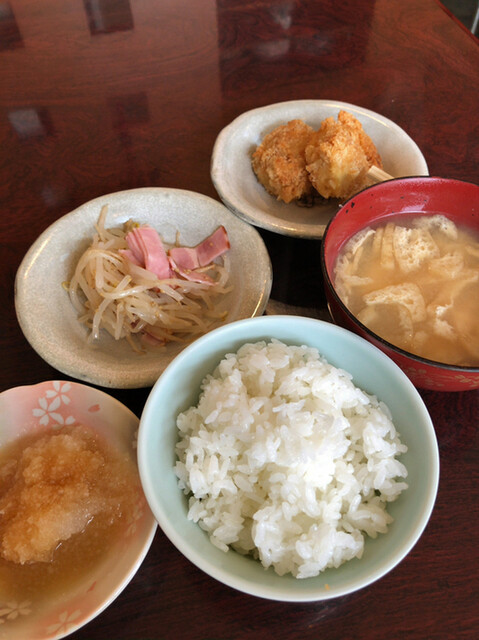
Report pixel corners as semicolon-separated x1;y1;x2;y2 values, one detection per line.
211;99;429;239
15;188;272;389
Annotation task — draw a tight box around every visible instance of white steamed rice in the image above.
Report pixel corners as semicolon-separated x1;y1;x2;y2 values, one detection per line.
174;339;408;579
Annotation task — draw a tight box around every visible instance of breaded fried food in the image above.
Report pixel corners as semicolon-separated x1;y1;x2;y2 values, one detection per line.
251;119;314;203
305;111;382;200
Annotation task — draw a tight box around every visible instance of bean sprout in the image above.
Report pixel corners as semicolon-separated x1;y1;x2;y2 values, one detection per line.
68;206;232;352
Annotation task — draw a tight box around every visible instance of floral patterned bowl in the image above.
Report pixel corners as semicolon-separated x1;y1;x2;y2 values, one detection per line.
0;381;157;640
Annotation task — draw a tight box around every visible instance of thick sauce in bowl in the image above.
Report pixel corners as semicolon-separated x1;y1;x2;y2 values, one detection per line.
0;425;140;603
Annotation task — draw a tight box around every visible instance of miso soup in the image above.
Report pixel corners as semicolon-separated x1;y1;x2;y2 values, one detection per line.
333;214;479;366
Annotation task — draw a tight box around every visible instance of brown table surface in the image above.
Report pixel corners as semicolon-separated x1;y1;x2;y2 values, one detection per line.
1;0;479;638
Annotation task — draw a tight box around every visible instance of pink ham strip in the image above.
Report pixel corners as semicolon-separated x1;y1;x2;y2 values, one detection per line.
122;224;230;284
125;226;172;279
168;257;215;285
118;248;142;266
168;226;230;272
123;231;144;264
167;247;199;271
196;226;230;266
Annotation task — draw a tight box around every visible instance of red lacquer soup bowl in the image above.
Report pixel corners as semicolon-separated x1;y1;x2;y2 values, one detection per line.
321;177;479;391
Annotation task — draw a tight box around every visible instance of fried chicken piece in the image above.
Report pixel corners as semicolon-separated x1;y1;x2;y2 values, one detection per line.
305;111;383;200
251;119;315;203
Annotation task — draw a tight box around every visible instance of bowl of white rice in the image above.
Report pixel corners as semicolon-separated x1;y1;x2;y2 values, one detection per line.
138;315;439;601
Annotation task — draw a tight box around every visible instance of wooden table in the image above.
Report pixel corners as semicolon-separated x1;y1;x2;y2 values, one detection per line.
1;0;478;638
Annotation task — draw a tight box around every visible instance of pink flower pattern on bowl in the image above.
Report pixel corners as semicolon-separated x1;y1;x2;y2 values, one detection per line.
0;381;157;640
32;382;76;427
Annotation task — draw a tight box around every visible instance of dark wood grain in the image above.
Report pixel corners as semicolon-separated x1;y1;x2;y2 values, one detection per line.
0;0;478;638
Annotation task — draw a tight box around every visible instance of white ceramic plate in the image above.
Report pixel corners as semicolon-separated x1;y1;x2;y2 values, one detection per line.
15;188;272;389
211;100;429;239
